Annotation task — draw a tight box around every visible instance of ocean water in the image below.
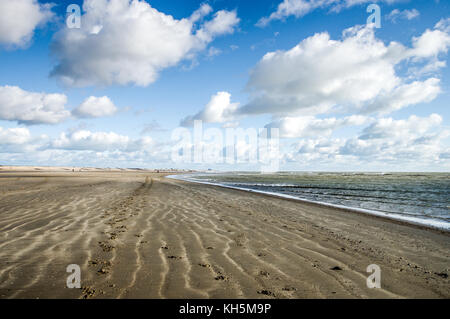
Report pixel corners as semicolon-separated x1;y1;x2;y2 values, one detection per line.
171;172;450;231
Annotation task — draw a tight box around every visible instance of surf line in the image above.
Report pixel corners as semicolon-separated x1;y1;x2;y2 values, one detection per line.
179;303;214;317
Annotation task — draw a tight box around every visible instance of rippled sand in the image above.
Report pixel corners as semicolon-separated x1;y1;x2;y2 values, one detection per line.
0;171;448;298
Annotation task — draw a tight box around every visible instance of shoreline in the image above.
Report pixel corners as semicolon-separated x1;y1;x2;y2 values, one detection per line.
166;174;450;233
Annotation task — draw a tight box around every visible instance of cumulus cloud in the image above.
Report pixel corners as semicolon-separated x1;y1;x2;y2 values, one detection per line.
50;0;239;87
257;0;401;27
435;17;450;33
358;114;442;140
0;85;70;125
0;126;173;167
0;0;54;48
0;126;48;153
284;114;449;169
0;127;31;145
387;9;420;23
340;114;447;160
409;21;450;59
237;23;449;117
73;96;118;118
180;91;239;127
266;115;369;138
363;78;441;114
197;9;240;41
404;19;450;76
51;130;152;152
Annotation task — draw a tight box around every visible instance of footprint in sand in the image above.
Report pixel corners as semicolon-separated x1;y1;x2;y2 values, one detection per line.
214;275;228;281
167;255;182;260
259;270;270;277
257;290;275;296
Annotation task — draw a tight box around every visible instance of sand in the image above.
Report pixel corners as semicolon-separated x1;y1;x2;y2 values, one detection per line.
0;170;448;299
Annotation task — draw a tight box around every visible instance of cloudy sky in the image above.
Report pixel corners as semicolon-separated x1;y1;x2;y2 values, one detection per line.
0;0;449;171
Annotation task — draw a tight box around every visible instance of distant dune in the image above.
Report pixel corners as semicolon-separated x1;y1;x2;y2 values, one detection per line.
0;166;189;173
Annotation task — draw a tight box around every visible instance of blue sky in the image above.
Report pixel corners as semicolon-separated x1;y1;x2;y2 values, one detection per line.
0;0;449;171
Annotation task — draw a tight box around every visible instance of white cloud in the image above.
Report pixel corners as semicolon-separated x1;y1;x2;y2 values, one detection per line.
73;96;118;118
180;91;239;126
0;127;31;145
409;24;450;59
266;115;369;138
387;9;420;23
435;17;450;33
284;114;449;169
0;0;54;48
51;130;153;152
0;126;173;167
0;85;70;125
358;114;442;140
238;23;449;117
363;78;441;114
0;126;48;153
50;0;239;87
405;19;450;76
340;114;448;161
257;0;401;27
189;3;214;23
408;59;447;77
197;9;240;41
206;46;222;58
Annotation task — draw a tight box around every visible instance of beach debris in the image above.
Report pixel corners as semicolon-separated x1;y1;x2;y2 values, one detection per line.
89;259;110;266
109;232;118;240
330;266;343;271
167;255;182;260
98;267;109;275
88;260;99;266
98;241;115;252
435;272;448;278
81;286;96;299
257;290;274;296
214;275;227;281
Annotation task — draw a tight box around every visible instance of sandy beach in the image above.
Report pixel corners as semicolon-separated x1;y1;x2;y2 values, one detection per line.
0;170;448;299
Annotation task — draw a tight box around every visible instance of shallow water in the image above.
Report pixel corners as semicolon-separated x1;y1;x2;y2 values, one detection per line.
182;172;450;229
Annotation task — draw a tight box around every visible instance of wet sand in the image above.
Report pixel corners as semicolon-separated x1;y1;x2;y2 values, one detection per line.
0;171;448;298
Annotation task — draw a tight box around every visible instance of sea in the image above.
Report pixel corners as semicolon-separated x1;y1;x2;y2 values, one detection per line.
169;172;450;231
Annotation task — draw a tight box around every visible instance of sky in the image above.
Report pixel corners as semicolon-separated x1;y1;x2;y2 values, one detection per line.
0;0;449;171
